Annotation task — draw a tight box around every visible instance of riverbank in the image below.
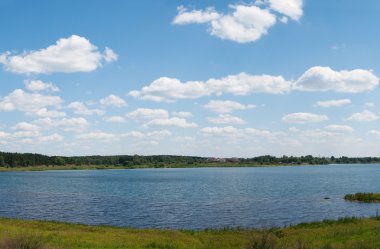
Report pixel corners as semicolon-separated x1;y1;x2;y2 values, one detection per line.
0;216;380;249
0;162;374;172
0;163;295;172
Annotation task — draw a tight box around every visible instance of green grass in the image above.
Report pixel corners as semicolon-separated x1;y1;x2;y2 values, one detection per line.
1;217;380;249
344;193;380;203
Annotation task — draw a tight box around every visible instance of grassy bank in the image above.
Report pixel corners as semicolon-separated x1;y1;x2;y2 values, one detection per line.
344;193;380;203
1;217;380;249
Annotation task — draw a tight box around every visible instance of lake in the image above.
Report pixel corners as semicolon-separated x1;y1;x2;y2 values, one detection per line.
0;164;380;229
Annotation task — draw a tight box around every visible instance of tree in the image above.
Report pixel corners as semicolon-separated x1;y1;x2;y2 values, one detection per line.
0;156;5;167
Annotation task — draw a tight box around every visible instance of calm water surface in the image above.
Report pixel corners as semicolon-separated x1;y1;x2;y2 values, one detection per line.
0;164;380;229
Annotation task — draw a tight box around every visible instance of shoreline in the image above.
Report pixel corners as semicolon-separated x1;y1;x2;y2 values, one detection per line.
1;216;380;248
1;162;380;172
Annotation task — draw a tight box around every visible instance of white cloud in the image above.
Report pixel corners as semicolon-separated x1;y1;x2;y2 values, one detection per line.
204;100;255;113
294;66;379;93
316;99;351;108
268;0;303;21
127;108;169;120
34;108;66;118
347;110;379;122
173;4;277;43
208;114;246;125
0;131;10;138
103;116;127;123
172;111;193;118
173;6;220;24
0;35;117;74
129;77;209;102
365;102;375;107
122;130;172;140
368;130;380;137
324;125;354;133
34;117;90;132
12;122;39;131
24;80;59;92
39;133;63;142
13;131;40;138
207;73;290;95
76;132;117;141
67;101;104;115
282;112;329;124
0;89;63;114
245;128;273;137
129;72;290;102
200;126;240;136
100;94;126;107
103;47;118;63
130;67;378;103
146;117;197;128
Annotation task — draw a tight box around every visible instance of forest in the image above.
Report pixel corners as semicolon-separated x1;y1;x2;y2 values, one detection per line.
0;151;380;168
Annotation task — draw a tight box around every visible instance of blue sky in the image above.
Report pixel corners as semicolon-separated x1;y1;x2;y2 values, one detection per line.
0;0;379;157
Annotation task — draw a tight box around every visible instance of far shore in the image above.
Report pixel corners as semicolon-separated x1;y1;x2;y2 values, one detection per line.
1;162;379;172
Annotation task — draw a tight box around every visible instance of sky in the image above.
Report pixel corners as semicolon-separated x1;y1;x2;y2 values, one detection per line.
0;0;380;157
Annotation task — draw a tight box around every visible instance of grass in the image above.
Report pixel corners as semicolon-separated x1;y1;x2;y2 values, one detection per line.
344;193;380;203
1;216;380;249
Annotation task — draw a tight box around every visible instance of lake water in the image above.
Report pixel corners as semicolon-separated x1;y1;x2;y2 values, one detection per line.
0;164;380;229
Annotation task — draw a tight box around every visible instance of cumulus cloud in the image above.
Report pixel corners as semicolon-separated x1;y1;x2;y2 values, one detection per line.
12;122;40;131
67;101;104;116
204;100;255;113
293;66;379;93
146;117;197;128
173;6;220;24
24;80;59;92
130;67;378;103
208;114;246;125
173;4;277;43
244;128;274;137
122;130;172;140
172;111;193;118
129;77;209;102
268;0;303;21
76;132;117;141
127;72;292;103
100;94;126;107
0;35;117;74
208;73;290;95
0;89;63;115
324;125;354;133
103;116;127;123
39;133;63;142
282;112;329;124
34;117;90;132
200;126;240;136
368;130;380;137
316;99;351;108
127;108;169;120
347;110;379;122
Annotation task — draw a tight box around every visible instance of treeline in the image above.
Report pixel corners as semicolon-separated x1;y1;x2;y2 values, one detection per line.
0;151;380;168
0;152;205;168
239;155;380;165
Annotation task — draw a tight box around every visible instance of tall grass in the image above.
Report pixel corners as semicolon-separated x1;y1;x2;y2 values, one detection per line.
344;192;380;202
0;233;50;249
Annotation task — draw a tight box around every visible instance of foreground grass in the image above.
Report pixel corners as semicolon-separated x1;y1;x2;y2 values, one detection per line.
1;217;380;249
344;193;380;203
